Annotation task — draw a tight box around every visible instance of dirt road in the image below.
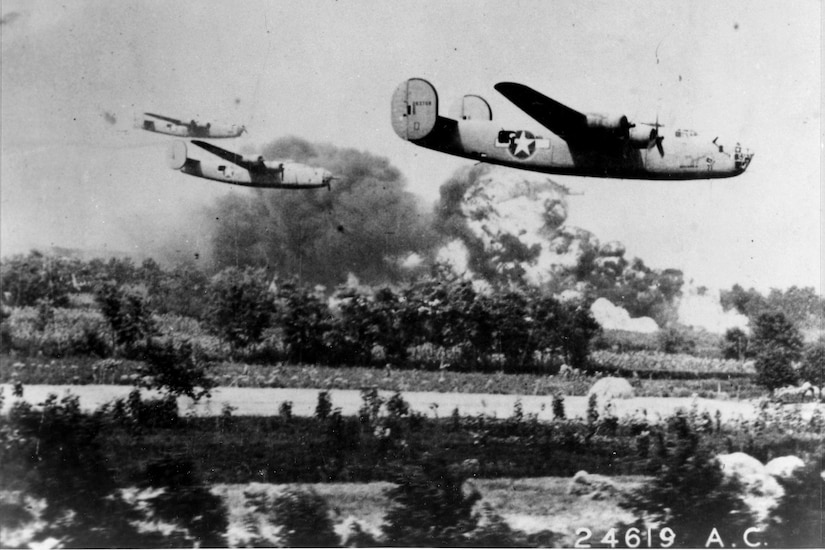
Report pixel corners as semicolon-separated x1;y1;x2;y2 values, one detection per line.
1;383;802;422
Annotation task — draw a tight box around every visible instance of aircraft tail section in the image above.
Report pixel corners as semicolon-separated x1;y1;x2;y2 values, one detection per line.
449;94;492;121
391;78;439;141
167;140;188;170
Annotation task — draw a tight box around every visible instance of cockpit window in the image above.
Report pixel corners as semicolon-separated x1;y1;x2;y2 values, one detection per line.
675;129;698;138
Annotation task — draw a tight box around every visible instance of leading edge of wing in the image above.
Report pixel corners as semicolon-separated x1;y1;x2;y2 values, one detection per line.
144;112;186;126
494;82;588;142
190;140;251;168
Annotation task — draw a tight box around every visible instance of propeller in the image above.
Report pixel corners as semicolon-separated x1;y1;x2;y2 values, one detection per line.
640;116;665;157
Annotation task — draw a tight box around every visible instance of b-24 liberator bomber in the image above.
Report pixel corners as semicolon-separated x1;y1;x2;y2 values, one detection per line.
168;140;335;189
138;112;246;139
392;78;753;180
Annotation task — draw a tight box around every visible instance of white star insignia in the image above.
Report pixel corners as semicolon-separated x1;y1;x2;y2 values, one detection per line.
512;131;534;157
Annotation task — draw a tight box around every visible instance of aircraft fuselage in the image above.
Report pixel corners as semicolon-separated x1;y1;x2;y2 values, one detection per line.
167;141;332;189
392;78;753;180
416;118;750;180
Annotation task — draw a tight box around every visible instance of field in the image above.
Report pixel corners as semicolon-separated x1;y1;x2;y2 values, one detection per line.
215;477;646;548
0;354;767;399
0;383;775;423
1;263;822;547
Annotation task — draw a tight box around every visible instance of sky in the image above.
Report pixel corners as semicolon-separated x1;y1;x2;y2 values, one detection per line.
1;0;821;293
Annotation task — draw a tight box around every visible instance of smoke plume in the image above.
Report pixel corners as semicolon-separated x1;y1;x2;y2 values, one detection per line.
207;137;437;286
206;141;685;325
431;163;684;326
433;163;583;286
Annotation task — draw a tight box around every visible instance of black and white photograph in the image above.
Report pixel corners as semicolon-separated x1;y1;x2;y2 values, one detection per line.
1;0;822;547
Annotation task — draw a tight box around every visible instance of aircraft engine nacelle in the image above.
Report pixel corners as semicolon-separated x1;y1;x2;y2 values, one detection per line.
243;154;267;164
280;163;332;186
392;78;439;141
628;126;657;148
585;113;632;132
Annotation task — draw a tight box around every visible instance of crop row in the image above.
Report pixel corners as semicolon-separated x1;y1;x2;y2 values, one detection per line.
589;350;754;378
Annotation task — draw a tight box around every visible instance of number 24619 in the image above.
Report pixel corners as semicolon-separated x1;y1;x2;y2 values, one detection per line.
575;527;676;548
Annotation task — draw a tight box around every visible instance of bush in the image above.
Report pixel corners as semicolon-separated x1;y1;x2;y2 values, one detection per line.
798;337;825;388
259;489;339;547
1;394;145;546
277;281;332;364
755;346;799;392
658;326;696;355
136;337;216;401
750;312;803;359
107;389;179;431
95;282;156;357
465;503;534;547
0;251;76;308
621;412;752;547
751;312;803;392
721;327;750;360
765;453;825;547
381;460;480;546
552;393;566;420
4;307;111;358
206;267;276;349
136;458;228;548
315;390;332;420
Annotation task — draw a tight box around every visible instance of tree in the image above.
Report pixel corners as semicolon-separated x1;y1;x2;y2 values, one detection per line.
720;284;768;320
0;251;76;307
798;337;825;388
750;312;803;392
1;395;229;547
136;337;216;401
381;460;480;546
258;489;339;547
750;312;804;358
765;453;825;548
277;281;333;364
1;395;145;547
558;303;602;370
658;326;696;355
721;327;750;360
205;267;276;349
137;458;228;547
95;282;156;357
621;412;752;548
146;263;211;320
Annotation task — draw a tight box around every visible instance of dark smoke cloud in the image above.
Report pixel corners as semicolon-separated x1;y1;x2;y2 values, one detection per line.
433;164;502;281
207;137;438;286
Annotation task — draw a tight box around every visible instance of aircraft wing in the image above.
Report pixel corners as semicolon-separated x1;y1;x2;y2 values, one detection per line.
144;112;187;126
494;82;589;143
191;140;254;169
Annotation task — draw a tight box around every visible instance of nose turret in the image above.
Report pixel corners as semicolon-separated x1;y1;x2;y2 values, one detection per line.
734;142;753;173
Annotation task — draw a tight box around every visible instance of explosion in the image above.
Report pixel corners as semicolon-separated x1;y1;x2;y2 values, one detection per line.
206;142;685;329
207;137;436;287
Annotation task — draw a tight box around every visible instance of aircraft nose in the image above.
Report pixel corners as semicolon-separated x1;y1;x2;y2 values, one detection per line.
734;143;753;173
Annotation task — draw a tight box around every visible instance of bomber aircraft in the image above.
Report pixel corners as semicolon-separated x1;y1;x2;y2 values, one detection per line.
167;140;335;189
138;112;246;139
392;78;753;180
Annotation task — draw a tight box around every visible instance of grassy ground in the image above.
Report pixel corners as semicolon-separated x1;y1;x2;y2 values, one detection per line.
0;354;766;399
214;476;647;547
